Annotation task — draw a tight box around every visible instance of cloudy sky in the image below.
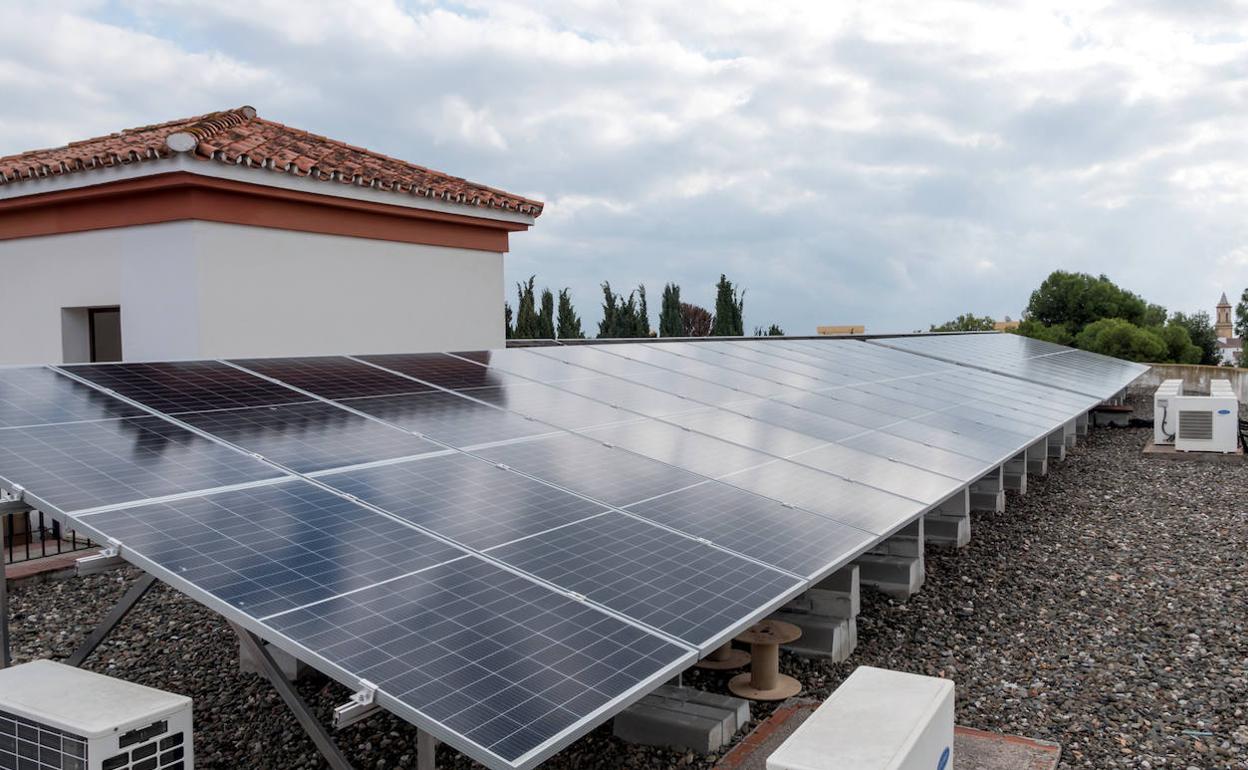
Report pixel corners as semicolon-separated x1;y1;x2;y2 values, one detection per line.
3;1;1246;334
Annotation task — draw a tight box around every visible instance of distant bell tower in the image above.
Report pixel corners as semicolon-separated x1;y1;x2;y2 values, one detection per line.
1216;292;1233;338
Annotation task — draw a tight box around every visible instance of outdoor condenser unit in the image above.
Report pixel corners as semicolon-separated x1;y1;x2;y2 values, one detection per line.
1172;392;1239;453
1153;379;1183;445
0;660;192;770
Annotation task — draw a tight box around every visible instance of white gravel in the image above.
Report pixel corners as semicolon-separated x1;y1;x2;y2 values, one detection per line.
7;410;1247;769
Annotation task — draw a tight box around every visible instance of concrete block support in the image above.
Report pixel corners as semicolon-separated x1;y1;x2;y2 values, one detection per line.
924;488;971;548
1025;439;1048;477
969;466;1005;512
1003;452;1027;495
1047;429;1066;461
1064;419;1078;449
241;638;309;682
855;518;924;600
774;565;860;661
613;685;749;753
1076;412;1090;436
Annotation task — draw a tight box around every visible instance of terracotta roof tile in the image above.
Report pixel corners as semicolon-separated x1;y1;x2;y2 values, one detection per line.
0;106;543;217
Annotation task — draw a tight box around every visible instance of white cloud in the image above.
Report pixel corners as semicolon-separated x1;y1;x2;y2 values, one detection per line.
4;0;1247;332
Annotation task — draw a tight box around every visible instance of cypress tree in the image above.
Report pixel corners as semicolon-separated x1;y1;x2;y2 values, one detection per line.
557;288;585;339
711;274;745;336
636;285;651;337
514;276;539;339
504;302;513;340
538;289;556;339
659;283;682;337
598;282;619;338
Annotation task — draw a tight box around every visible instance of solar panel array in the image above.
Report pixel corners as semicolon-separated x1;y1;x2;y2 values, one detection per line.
0;335;1146;770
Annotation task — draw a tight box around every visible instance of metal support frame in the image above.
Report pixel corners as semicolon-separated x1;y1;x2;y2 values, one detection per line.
0;499;34;669
1;508;10;669
230;622;356;770
66;572;158;667
418;729;439;770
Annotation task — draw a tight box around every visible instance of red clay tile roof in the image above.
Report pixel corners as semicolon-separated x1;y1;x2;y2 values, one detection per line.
0;106;543;217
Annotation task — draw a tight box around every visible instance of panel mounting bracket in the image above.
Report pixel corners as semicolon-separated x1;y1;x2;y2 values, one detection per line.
76;538;126;576
333;680;381;731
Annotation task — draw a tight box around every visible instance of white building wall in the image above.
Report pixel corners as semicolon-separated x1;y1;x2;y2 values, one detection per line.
0;221;506;364
0;229;124;365
189;222;505;358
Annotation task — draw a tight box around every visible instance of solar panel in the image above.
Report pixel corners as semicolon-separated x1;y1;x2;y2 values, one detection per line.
233;356;431;400
0;333;1138;770
623;481;875;579
317;454;608;550
481;511;803;649
176;401;443;473
358;352;519;391
0;415;286;513
63;361;310;414
339;391;558;449
263;557;691;768
0;367;144;428
80;480;466;618
868;334;1148;398
472;433;706;508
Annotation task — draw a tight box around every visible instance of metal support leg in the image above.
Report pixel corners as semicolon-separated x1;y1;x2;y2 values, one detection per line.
230;623;354;770
66;572;158;667
1;510;9;669
417;729;439;770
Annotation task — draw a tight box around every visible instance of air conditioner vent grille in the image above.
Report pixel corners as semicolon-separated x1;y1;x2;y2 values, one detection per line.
1178;410;1214;441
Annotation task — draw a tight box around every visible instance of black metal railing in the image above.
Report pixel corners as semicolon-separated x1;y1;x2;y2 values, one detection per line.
3;510;94;566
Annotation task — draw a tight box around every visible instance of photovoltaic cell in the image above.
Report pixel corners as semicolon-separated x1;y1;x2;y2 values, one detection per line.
0;416;285;512
0;367;144;428
483;512;803;648
64;361;309;414
580;420;773;478
718;460;922;535
265;557;691;766
361;352;517;391
624;481;875;579
457;383;630;431
177;401;443;473
233;356;431;400
339;391;557;449
472;433;706;508
319;454;607;550
83;480;465;618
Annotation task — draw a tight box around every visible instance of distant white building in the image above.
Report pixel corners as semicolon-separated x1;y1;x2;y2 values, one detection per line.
0;106;541;365
1214;292;1241;366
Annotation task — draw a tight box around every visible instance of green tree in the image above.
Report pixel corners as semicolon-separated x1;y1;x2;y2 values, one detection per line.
513;276;540;339
636;285;652;337
711;274;745;336
598;282;648;338
1235;288;1248;340
1156;323;1202;364
1169;311;1220;365
1143;303;1168;328
1234;288;1248;367
538;288;555;339
930;313;995;332
556;288;584;339
754;324;785;336
1026;271;1148;334
504;302;513;340
1013;319;1074;346
659;283;683;337
681;303;714;336
1074;318;1166;362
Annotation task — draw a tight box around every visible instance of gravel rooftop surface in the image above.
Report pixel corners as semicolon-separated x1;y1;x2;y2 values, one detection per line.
7;411;1247;769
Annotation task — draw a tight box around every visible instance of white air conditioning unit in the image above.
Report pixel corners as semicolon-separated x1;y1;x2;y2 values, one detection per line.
1153;379;1183;445
0;660;192;770
1172;394;1238;453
